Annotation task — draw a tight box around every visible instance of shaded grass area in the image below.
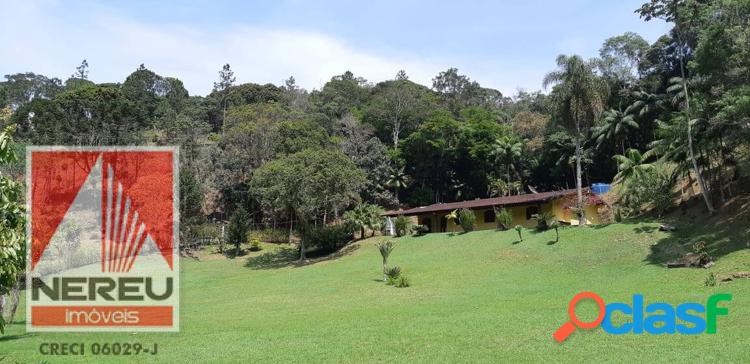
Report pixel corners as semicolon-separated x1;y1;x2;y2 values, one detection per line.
643;194;750;266
1;219;748;363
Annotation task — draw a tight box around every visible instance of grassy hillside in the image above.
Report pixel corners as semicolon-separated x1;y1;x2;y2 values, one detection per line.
2;214;749;363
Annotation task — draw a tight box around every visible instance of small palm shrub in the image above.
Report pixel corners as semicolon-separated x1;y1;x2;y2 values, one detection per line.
515;225;523;242
533;211;555;231
377;241;395;282
458;208;476;232
494;207;512;230
394;216;412;237
385;266;402;285
395;275;410;288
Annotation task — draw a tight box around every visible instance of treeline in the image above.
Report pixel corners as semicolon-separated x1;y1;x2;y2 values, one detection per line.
1;0;749;231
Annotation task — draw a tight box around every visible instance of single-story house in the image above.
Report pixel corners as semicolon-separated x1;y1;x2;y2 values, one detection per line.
383;188;604;233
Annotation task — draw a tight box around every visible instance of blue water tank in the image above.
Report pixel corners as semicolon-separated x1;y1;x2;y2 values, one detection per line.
591;183;611;195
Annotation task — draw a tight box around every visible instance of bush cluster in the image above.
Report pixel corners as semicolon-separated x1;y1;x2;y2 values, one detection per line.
300;224;354;253
494;207;512;230
458;208;476;232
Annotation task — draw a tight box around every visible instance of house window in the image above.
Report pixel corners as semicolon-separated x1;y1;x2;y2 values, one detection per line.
483;210;495;223
526;206;539;220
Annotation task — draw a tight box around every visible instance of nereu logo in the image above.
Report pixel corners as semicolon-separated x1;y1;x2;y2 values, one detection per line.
26;147;179;332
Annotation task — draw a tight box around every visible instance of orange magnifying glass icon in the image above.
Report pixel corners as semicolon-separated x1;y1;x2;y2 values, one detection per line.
553;291;606;343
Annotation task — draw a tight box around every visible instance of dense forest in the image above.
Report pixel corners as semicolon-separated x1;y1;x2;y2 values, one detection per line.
1;0;749;243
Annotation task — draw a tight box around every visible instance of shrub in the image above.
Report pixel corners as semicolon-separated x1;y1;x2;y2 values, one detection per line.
533;211;555;231
515;225;523;242
458;208;476;232
494;207;512;230
614;208;623;222
394;215;412;237
249;228;289;243
249;238;261;252
413;224;429;236
385;266;402;285
620;168;675;217
395;275;410;288
704;272;717;287
300;224;354;253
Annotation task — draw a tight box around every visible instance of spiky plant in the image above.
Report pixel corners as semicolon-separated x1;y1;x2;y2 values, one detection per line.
385;266;402;285
377;241;395;282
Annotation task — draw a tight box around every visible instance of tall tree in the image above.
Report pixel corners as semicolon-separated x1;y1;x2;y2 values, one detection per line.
72;59;89;80
0;126;24;334
491;136;524;187
362;79;434;147
598;32;649;82
637;0;715;214
213;64;236;133
432;68;481;115
543;55;609;224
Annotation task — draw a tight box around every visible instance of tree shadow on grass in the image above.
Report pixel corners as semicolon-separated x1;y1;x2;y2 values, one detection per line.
244;246;299;270
244;243;362;270
0;332;31;342
633;225;658;234
636;194;750;266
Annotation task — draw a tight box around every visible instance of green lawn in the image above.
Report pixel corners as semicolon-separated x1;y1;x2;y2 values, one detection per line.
2;215;749;363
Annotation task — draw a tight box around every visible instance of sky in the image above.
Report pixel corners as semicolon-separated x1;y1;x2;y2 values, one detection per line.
0;0;671;97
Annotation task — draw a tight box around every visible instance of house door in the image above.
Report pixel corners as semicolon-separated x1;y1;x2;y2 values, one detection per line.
421;217;432;233
440;216;447;232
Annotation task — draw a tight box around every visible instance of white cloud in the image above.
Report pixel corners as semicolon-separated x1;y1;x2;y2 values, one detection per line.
1;0;553;97
0;0;451;95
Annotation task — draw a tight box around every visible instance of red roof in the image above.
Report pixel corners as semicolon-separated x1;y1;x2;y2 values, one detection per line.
383;188;583;216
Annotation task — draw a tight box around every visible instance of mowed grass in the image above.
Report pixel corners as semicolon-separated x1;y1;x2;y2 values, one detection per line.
1;218;749;363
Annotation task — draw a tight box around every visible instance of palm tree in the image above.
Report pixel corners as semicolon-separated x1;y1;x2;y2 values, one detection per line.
666;76;714;214
508;181;523;196
543;54;609;226
445;209;458;233
646;117;701;204
612;148;653;185
491;136;523;186
343;204;369;239
593;109;639;154
625;90;667;117
377;241;395;282
344;203;385;239
487;178;509;197
365;204;385;237
386;166;410;203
